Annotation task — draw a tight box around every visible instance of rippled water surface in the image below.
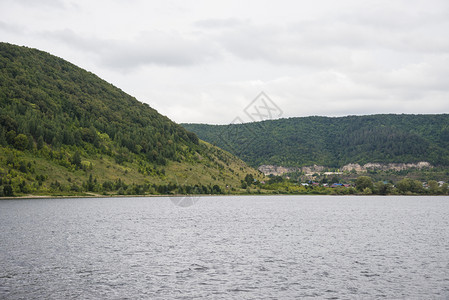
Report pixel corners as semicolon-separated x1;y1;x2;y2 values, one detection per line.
1;195;449;299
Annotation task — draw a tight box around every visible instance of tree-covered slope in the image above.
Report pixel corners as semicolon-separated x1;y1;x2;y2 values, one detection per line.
0;42;260;196
0;42;198;164
182;114;449;168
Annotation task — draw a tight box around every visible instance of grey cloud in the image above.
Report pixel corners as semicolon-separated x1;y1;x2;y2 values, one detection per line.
304;7;449;54
41;29;222;70
214;24;351;67
42;29;104;51
194;19;347;67
190;5;449;68
36;5;449;73
0;21;25;34
100;32;221;69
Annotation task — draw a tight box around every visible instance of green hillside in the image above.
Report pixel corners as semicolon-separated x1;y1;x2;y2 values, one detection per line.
182;114;449;168
0;42;261;197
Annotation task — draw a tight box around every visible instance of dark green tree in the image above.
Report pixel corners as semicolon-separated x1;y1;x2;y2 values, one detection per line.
3;184;13;196
355;176;374;191
244;174;254;186
396;178;423;194
14;134;29;150
37;136;44;149
428;180;439;194
71;151;82;168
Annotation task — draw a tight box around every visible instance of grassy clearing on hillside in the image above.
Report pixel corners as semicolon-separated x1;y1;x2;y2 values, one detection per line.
0;141;263;197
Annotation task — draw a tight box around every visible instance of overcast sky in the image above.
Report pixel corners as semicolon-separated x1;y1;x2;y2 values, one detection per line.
1;0;449;124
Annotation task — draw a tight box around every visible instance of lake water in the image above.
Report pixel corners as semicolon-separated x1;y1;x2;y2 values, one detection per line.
1;195;448;299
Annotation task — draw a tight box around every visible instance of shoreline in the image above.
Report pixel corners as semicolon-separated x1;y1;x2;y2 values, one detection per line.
1;193;447;200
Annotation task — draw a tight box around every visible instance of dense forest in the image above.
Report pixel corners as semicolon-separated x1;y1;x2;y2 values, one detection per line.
0;42;260;196
0;42;199;164
183;114;449;168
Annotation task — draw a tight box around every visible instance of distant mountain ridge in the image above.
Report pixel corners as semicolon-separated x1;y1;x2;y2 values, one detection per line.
182;114;449;168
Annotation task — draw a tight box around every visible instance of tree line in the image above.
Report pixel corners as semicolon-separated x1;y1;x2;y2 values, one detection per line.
237;175;449;196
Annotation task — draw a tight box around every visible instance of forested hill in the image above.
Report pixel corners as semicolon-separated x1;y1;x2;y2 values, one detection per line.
0;42;260;196
182;114;449;168
0;42;197;163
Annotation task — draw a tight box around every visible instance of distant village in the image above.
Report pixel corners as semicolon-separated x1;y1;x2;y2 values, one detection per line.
257;163;447;192
298;181;447;189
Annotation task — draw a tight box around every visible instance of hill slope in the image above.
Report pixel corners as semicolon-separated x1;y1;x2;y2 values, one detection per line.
182;114;449;168
0;42;260;196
